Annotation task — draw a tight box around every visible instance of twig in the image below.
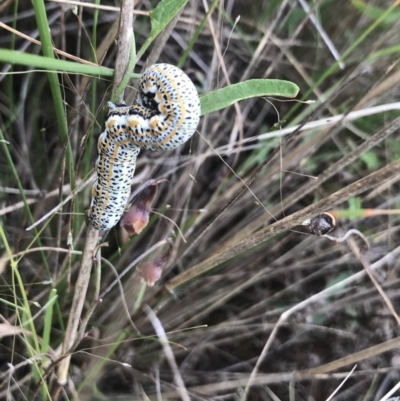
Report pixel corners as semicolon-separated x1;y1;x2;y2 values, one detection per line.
56;227;99;386
112;0;134;102
325;365;357;401
379;381;400;401
144;305;191;401
75;245;103;345
297;0;345;69
220;102;400;149
348;239;400;326
323;229;370;248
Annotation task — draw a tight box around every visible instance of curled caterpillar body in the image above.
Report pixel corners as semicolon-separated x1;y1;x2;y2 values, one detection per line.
129;63;200;150
89;107;141;230
88;64;200;231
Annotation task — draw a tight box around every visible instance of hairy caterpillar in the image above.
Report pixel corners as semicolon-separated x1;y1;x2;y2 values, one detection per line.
88;63;201;230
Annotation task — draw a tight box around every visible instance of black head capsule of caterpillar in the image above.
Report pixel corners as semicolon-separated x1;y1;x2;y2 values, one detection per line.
303;212;336;236
129;63;201;151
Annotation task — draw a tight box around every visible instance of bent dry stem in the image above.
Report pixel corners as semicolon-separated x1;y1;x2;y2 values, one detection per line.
56;227;99;385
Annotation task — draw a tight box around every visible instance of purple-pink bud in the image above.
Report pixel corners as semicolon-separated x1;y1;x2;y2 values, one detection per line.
138;240;174;286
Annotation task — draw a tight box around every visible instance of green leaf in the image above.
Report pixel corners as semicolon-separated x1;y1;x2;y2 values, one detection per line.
33;0;74;185
200;79;299;116
360;150;379;170
352;0;400;24
0;49;115;76
178;0;217;68
348;197;362;213
367;45;400;62
41;289;58;356
136;0;189;61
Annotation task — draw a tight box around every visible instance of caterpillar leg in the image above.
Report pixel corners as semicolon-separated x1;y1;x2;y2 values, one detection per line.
107;101;127;109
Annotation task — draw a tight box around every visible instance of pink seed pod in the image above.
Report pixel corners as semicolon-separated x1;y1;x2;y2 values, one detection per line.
138;240;173;286
120;202;150;236
138;258;164;287
120;182;160;236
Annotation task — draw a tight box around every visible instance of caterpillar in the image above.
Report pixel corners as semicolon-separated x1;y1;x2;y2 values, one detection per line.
88;63;201;230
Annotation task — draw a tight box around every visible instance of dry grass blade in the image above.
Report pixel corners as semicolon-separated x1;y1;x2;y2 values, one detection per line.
325;365;357;401
348;238;400;326
379;381;400;401
244;240;400;398
144;305;190;401
303;337;400;375
55;228;99;388
47;0;149;15
166;159;400;292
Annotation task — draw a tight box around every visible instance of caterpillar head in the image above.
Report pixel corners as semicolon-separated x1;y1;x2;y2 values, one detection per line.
130;63;200;151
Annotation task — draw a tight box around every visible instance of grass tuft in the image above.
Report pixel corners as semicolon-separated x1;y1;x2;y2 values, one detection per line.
0;0;400;400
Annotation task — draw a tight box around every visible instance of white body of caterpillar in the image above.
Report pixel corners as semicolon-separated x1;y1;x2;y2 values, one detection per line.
88;63;201;230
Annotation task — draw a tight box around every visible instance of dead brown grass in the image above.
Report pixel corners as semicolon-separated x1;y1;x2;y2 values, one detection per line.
1;0;400;400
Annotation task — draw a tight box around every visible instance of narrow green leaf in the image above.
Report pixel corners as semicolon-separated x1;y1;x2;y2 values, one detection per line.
352;0;400;24
41;289;58;355
367;45;400;62
0;49;115;76
178;0;217;68
32;0;74;185
136;0;189;61
360;150;380;170
200;79;299;116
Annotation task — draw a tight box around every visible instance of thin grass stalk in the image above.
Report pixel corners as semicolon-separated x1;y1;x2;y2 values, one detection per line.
144;305;191;401
0;225;50;398
0;128;64;332
285;1;400;120
177;0;218;68
32;0;74;185
166;158;400;292
241;115;400;242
